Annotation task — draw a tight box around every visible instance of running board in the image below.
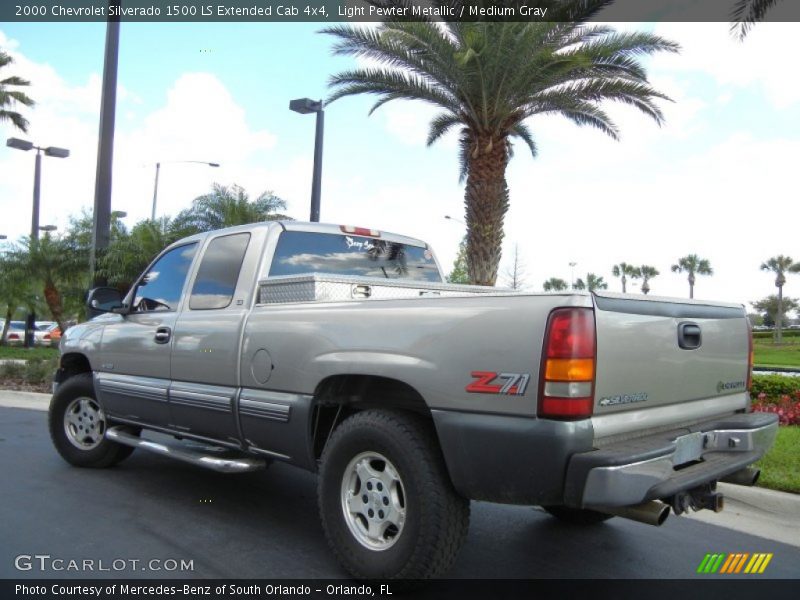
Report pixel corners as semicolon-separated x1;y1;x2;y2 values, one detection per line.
106;427;267;473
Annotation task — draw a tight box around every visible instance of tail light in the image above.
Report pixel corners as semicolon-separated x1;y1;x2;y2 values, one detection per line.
538;307;596;420
43;334;51;340
746;321;754;392
8;333;20;341
340;225;381;237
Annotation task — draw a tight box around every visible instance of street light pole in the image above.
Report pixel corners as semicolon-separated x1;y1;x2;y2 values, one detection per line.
6;137;70;348
150;160;220;220
152;161;161;220
290;98;325;222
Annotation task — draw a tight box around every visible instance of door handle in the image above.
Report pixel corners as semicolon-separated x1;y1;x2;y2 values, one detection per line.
678;322;702;350
154;326;171;344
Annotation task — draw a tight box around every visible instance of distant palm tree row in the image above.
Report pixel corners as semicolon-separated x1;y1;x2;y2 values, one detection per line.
543;254;800;343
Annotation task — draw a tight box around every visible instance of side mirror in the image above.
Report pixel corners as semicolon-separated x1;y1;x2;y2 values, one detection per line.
86;287;126;318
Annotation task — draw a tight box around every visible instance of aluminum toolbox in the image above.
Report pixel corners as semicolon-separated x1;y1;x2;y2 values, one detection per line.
258;273;502;304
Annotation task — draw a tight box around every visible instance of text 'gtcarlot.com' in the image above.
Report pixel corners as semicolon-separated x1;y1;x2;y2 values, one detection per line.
14;554;194;572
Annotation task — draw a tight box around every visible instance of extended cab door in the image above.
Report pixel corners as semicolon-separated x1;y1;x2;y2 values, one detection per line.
95;242;198;426
168;231;255;445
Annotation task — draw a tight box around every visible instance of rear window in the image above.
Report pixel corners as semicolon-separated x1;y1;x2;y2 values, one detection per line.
269;231;441;282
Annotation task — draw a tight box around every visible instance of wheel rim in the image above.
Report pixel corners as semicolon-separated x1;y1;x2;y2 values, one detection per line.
340;451;407;551
63;396;106;450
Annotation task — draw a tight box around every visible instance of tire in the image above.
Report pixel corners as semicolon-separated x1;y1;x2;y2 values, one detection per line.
318;409;470;580
542;505;614;525
48;373;138;468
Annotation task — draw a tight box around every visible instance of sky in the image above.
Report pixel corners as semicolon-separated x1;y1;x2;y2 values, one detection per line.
0;20;798;311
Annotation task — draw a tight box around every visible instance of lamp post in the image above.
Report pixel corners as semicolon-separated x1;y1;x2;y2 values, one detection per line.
289;98;324;222
151;160;220;220
6;137;70;348
444;215;465;225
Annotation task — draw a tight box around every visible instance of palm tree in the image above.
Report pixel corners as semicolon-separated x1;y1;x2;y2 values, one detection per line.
0;49;35;132
751;295;799;330
0;254;35;346
574;272;608;292
11;234;86;335
671;255;713;299
612;262;639;293
171;184;288;237
638;265;660;295
760;255;800;343
543;277;568;292
732;0;783;39
323;4;678;285
100;218;179;292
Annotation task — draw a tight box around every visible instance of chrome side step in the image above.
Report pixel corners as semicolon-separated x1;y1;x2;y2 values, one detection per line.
106;427;267;473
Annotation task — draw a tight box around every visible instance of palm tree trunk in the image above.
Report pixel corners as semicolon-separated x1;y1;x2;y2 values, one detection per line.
776;284;783;344
621;276;627;294
688;273;695;299
464;136;509;286
0;305;12;346
43;282;66;336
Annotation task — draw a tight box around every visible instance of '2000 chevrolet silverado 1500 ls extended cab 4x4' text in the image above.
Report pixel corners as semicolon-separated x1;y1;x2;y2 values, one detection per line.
48;221;777;579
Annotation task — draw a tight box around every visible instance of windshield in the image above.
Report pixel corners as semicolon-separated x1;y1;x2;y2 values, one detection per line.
269;231;442;282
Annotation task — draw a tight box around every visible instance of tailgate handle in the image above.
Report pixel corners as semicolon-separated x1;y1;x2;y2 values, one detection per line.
678;322;702;350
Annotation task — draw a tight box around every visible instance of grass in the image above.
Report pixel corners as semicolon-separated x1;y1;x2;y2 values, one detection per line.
0;346;59;360
753;341;800;368
756;426;800;494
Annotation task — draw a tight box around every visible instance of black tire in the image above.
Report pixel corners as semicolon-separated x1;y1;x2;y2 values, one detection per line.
318;409;470;580
542;505;614;525
48;373;138;468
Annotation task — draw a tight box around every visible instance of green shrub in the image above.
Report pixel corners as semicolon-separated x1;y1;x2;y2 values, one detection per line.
751;374;800;399
0;361;25;379
24;358;57;385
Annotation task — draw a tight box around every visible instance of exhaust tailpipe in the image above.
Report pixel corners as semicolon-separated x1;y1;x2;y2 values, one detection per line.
721;467;760;487
596;500;670;527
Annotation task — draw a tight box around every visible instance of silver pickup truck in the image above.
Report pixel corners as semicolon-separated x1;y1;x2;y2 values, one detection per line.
49;221;777;580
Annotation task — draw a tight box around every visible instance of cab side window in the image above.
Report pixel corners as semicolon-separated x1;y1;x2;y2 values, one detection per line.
133;243;198;312
190;233;251;310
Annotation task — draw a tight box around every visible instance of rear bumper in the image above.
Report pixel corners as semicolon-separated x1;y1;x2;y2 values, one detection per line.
564;412;779;508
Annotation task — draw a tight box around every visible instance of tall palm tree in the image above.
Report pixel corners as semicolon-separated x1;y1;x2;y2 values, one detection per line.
574;272;608;292
671;254;713;299
171;184;288;237
760;255;800;343
323;3;678;285
732;0;783;39
612;262;638;293
543;277;568;292
638;265;659;295
0;49;35;132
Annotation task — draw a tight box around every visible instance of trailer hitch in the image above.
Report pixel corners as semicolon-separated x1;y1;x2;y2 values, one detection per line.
667;483;724;515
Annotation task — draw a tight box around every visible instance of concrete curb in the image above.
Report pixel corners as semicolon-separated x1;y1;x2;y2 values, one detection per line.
718;481;800;514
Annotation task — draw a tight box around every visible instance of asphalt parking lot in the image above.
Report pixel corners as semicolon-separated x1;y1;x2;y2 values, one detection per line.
1;400;799;580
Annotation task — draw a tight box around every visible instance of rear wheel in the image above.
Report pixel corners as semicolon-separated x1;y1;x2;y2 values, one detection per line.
542;505;613;525
48;373;138;468
318;409;470;580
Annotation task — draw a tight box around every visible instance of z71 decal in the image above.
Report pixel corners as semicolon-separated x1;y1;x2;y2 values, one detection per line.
466;371;531;396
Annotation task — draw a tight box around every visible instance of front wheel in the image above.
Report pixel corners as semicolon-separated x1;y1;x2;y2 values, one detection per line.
318;409;470;580
48;373;138;468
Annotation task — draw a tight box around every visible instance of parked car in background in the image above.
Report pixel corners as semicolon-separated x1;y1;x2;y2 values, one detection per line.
35;322;62;347
1;321;26;346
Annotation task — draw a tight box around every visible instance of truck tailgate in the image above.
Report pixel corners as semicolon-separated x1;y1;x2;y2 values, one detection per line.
591;292;750;437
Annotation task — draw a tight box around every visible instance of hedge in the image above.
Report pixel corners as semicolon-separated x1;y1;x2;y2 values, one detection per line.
751;374;800;399
753;330;800;340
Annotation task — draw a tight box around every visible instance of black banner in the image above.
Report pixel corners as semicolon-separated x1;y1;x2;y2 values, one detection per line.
3;579;799;600
3;0;800;23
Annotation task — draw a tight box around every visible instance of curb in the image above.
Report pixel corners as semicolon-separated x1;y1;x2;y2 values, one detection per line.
718;482;800;515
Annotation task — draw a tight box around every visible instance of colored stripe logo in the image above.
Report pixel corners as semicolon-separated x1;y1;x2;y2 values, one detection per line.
696;553;773;574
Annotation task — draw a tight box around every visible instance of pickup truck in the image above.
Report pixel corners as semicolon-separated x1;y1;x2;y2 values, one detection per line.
49;221;778;580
